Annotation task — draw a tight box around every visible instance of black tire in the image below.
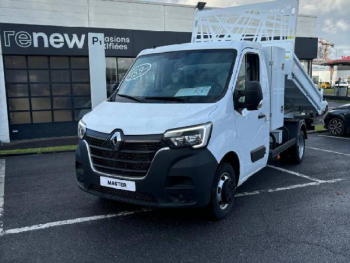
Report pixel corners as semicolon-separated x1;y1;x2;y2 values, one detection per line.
290;132;306;164
209;163;236;220
328;118;345;136
280;132;305;164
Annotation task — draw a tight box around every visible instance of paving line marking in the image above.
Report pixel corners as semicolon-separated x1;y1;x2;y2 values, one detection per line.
307;147;350;157
267;165;325;183
1;209;150;236
0;163;343;237
0;159;5;236
236;178;344;197
0;176;344;236
318;135;350;141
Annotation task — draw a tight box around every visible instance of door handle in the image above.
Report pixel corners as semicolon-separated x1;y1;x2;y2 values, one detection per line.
258;113;266;119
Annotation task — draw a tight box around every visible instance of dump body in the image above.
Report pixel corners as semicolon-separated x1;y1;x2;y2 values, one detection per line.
285;55;327;115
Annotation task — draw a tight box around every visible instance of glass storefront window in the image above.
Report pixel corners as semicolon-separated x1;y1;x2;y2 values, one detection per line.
117;58;134;82
53;97;72;109
71;57;89;69
52;84;71;96
54;110;72;122
50;57;69;69
9;98;30;111
7;84;28;97
31;98;51;110
28;56;48;69
105;57;135;97
32;111;52;123
29;70;49;82
73;84;90;96
9;112;31;124
30;84;50;97
4;56;26;69
51;70;70;82
72;70;89;82
74;97;91;108
4;55;92;129
106;57;118;97
6;70;28;83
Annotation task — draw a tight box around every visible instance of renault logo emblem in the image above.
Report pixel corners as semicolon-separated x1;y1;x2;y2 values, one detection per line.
110;131;122;151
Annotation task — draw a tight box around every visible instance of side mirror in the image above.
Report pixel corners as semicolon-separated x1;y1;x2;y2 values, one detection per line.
234;81;263;111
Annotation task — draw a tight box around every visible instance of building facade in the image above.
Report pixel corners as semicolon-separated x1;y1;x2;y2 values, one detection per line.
0;0;318;142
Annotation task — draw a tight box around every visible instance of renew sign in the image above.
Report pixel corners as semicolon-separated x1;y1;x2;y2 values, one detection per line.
3;31;85;49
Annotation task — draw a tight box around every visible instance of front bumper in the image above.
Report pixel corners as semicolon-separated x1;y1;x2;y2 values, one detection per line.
75;137;218;208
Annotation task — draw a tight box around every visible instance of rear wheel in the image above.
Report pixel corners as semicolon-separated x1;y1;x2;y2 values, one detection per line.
209;163;236;220
280;132;305;164
291;132;306;164
328;118;345;136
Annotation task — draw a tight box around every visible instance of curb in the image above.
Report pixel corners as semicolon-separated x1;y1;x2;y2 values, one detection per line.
324;95;350;101
308;130;328;134
0;149;76;158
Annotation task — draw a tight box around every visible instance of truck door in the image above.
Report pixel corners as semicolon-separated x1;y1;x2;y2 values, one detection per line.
233;51;269;179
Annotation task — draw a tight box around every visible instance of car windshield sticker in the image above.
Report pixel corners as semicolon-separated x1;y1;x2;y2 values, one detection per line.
175;86;211;97
125;63;152;81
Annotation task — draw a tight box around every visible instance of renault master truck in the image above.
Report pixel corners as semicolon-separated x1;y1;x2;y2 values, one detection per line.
75;0;327;218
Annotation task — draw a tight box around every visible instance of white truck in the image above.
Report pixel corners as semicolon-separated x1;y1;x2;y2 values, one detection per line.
75;0;327;219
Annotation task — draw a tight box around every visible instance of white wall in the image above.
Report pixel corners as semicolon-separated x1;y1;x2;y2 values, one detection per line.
0;0;317;37
0;0;195;32
0;0;89;27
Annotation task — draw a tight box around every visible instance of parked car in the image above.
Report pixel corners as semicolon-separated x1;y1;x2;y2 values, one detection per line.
334;81;350;89
324;104;350;136
318;82;331;89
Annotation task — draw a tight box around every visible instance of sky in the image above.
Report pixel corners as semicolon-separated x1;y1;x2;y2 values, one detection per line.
143;0;350;59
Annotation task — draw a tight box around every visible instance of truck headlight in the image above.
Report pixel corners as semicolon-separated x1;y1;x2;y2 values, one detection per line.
163;123;212;149
78;120;87;139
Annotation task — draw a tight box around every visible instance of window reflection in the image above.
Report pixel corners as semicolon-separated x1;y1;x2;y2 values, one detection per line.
32;111;52;123
106;58;118;97
105;57;135;97
54;110;72;122
117;58;134;82
28;56;48;69
10;112;31;124
7;84;28;97
4;56;26;69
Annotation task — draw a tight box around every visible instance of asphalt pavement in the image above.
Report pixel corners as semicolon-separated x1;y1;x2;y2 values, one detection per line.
1;133;350;263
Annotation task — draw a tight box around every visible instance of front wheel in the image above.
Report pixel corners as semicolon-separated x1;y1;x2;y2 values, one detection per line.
209;163;236;220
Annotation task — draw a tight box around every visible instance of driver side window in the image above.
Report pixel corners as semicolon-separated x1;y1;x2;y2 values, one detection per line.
236;53;260;91
234;53;260;111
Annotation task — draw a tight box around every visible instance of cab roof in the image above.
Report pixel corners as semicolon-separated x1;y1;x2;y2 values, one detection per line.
138;41;262;57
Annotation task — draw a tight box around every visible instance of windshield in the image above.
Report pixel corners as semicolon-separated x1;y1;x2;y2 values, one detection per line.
113;49;237;103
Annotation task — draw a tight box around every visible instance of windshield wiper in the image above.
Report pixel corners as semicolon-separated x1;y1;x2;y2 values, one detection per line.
144;96;186;102
116;94;144;103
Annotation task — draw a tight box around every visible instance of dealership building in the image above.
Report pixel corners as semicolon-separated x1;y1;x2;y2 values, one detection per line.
0;0;318;142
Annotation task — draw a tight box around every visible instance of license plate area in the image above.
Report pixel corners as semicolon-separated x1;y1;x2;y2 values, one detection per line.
100;176;136;192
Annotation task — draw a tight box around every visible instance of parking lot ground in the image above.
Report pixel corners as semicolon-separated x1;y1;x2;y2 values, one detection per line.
1;133;350;263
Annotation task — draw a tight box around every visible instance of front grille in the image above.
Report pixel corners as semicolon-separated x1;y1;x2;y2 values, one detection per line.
85;135;165;177
90;184;157;203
